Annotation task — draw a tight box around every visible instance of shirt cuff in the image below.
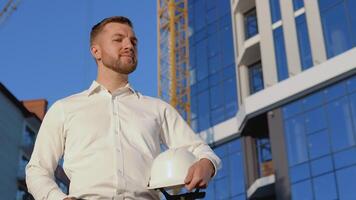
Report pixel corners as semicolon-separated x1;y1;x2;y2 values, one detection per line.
198;154;221;178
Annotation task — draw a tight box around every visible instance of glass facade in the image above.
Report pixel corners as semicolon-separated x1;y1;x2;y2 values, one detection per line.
295;14;313;70
244;8;258;39
270;0;281;23
292;0;304;11
273;26;289;81
188;0;238;132
318;0;356;58
206;139;246;200
283;75;356;200
248;61;264;94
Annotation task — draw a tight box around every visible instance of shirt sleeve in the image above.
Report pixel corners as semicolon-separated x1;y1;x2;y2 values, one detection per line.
159;101;221;176
26;101;68;200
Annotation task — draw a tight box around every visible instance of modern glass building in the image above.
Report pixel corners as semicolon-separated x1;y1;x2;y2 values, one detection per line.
187;0;244;199
158;0;356;199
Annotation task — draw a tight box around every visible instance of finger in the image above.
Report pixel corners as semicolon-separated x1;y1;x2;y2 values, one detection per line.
198;181;207;189
185;177;201;192
184;166;195;184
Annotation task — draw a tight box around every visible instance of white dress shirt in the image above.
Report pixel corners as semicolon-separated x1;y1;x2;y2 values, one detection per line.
26;81;221;200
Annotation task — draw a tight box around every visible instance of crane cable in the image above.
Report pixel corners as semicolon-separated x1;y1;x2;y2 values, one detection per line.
0;0;21;26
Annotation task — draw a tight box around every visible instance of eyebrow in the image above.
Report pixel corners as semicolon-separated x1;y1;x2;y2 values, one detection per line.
112;33;138;43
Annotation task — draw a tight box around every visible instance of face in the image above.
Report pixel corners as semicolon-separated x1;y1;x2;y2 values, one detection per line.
91;22;138;74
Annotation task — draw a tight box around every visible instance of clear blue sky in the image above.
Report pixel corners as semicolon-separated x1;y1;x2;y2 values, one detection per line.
0;0;157;106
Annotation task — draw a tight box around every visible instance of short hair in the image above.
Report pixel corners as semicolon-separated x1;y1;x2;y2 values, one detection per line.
90;16;133;45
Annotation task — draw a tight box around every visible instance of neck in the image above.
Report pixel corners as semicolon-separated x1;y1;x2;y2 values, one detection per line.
96;65;129;93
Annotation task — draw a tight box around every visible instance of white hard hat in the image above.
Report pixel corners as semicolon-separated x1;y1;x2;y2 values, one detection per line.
147;148;197;190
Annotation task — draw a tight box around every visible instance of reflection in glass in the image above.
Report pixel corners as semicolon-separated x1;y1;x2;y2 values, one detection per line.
273;27;289;81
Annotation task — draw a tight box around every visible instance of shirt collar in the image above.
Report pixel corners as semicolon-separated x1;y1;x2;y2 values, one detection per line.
87;80;139;98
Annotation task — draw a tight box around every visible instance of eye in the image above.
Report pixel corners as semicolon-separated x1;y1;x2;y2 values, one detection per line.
113;38;123;42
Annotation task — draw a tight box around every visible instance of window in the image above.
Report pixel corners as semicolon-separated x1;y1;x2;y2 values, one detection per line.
248;61;264;94
270;0;281;23
318;0;356;58
23;126;36;147
292;0;304;11
273;27;289;81
207;139;246;199
295;14;313;70
283;75;356;200
244;8;258;39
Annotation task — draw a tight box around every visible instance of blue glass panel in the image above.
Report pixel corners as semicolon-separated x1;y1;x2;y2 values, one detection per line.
302;91;324;111
228;139;242;153
210;83;224;109
216;156;229;179
206;0;215;10
244;8;258;39
307;130;330;159
211;107;225;125
205;181;215;200
217;0;230;17
310;156;333;177
189;43;196;67
313;173;338;200
210;70;223;86
196;39;208;81
220;26;235;67
346;76;356;93
223;65;236;80
284;115;308;166
215;144;228;158
336;166;356;200
197;78;209;93
304;107;327;134
215;177;230;200
208;33;219;57
350;93;356;136
198;90;210;131
229;152;245;196
289;163;310;183
208;21;219;35
291;180;313;200
270;0;282;23
320;1;352;58
293;0;304;11
334;147;356;169
273;27;289;81
347;0;356;45
257;138;272;162
318;0;342;11
194;28;207;43
208;55;222;74
295;14;313;70
191;94;197;119
220;14;232;29
207;8;218;24
194;0;206;31
231;195;246;200
248;62;264;94
282;100;303;119
326;97;355;151
224;77;238;118
323;81;347;102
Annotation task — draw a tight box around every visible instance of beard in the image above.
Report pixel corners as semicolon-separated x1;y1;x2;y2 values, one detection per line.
102;55;137;75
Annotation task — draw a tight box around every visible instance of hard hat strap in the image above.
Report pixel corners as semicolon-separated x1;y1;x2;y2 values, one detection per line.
158;188;206;200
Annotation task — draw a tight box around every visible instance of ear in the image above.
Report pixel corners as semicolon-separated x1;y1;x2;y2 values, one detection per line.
90;45;101;61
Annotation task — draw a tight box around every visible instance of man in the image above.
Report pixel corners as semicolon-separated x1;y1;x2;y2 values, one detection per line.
26;16;221;200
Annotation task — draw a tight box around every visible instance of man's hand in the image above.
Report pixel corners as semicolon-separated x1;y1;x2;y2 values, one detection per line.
184;158;215;191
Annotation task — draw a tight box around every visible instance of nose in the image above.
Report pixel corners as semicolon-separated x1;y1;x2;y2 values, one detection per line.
123;38;134;51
